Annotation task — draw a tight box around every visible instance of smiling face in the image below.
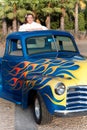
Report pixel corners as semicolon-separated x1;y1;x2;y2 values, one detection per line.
26;14;34;24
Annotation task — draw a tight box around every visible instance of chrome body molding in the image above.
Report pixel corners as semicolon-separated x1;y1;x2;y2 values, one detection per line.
54;109;87;117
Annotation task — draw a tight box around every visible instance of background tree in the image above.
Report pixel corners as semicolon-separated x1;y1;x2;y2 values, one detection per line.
0;0;86;38
5;0;27;32
74;1;79;35
0;1;8;35
84;0;87;36
42;0;54;29
78;12;85;31
54;0;75;30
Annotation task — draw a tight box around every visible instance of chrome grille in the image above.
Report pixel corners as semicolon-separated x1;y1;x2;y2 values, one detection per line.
66;86;87;110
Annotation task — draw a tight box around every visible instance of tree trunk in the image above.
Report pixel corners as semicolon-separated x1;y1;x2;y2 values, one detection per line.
60;15;64;30
2;18;7;35
12;3;17;32
60;8;65;30
45;15;51;29
12;18;17;32
75;2;78;35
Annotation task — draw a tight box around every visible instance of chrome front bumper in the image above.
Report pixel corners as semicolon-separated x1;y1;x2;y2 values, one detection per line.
54;109;87;117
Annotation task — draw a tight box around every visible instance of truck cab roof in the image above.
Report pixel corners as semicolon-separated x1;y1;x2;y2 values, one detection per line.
7;30;74;40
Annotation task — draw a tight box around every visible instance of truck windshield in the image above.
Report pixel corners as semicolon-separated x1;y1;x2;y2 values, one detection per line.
25;35;77;55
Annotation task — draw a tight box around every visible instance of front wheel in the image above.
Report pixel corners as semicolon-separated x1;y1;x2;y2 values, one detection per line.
33;93;53;125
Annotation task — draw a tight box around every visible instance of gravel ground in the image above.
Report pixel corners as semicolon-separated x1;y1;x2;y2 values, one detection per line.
0;39;87;130
38;116;87;130
0;98;15;130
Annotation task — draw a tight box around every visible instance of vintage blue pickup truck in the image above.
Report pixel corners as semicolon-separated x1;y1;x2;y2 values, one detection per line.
0;30;87;125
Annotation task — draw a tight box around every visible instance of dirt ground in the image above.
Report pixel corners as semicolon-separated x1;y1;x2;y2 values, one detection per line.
0;98;15;130
0;39;87;130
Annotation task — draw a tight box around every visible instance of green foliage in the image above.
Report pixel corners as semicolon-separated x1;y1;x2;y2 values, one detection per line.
17;9;27;22
78;12;85;31
17;9;27;17
65;14;74;30
7;13;14;19
42;7;53;15
51;21;59;29
54;7;61;13
84;1;87;29
0;0;87;34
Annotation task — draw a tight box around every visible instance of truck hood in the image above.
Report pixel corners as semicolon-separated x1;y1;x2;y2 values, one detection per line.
27;55;87;85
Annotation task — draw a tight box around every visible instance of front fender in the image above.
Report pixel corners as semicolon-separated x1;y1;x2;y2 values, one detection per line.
31;76;67;115
23;76;75;114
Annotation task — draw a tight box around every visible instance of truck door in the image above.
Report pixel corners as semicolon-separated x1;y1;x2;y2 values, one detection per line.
2;38;24;101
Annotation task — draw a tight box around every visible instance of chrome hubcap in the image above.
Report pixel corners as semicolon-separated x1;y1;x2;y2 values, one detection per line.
35;98;40;119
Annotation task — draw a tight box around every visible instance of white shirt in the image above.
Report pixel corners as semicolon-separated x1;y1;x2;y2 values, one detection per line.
19;22;48;31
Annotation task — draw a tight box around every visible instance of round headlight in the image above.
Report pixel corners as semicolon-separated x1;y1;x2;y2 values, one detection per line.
55;82;65;95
